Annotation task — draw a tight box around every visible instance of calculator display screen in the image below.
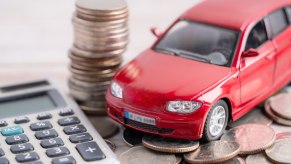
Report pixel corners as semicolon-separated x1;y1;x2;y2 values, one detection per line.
0;94;56;118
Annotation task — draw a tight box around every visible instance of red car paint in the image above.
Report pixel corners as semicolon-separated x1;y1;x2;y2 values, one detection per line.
106;0;291;140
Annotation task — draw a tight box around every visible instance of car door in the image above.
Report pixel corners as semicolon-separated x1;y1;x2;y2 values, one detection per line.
239;19;276;104
267;8;291;84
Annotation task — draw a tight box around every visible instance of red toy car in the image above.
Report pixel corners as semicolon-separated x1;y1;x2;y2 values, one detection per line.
106;0;291;141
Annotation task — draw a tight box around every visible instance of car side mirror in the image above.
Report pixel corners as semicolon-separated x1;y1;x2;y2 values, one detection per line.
150;27;163;38
242;48;259;57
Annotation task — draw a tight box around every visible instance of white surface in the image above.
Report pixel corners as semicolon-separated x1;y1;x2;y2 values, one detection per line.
0;0;201;85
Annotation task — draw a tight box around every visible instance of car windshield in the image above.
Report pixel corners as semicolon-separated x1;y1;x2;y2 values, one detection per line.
154;20;239;66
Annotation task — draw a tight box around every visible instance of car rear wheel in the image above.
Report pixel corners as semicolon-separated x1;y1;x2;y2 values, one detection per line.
202;100;229;141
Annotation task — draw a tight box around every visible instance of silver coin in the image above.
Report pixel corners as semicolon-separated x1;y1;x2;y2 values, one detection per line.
228;108;272;128
223;157;245;164
70;88;106;101
246;153;272;164
72;14;127;27
72;74;114;82
68;76;110;89
142;135;199;153
87;116;119;138
76;11;128;22
73;40;128;52
119;146;176;164
74;25;128;37
270;93;291;120
122;128;145;147
264;100;291;126
265;137;291;163
75;0;127;12
184;141;240;164
76;7;128;17
70;46;126;58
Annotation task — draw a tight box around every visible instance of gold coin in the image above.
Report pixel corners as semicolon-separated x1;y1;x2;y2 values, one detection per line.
75;0;127;13
270;93;291;120
221;124;276;155
264;100;291;126
70;46;126;58
265;138;291;163
87;116;119;138
246;153;272;164
184;141;240;164
142;134;199;153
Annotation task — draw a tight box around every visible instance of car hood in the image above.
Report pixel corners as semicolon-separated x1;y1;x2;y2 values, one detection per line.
115;49;231;111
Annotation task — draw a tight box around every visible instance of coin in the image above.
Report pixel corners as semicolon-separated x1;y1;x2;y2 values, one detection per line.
276;132;291;140
70;88;106;101
72;14;127;27
264;100;291;126
184;141;240;164
87;116;119;138
175;155;182;164
76;0;127;13
265;137;291;163
104;139;116;152
119;146;176;164
122;128;146;147
70;46;126;58
72;74;113;82
80;105;107;115
76;11;128;22
246;153;272;164
142;135;199;153
228;108;272;128
223;157;245;164
68;77;110;89
221;124;276;154
270;93;291;120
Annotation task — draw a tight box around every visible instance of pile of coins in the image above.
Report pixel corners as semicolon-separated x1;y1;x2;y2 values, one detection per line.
68;0;129;115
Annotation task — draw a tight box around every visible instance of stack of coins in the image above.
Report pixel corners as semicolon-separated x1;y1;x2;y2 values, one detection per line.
68;0;129;115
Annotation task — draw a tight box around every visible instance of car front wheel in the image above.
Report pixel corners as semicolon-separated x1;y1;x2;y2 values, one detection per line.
202;100;229;141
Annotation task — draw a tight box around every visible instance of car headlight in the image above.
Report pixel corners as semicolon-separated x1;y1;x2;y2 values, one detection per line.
166;101;202;114
110;81;123;99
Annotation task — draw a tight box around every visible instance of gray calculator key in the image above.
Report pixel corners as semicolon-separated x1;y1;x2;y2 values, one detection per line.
15;152;39;163
41;138;64;148
76;141;105;161
14;116;30;124
69;133;93;143
0;120;7;127
46;147;70;158
6;134;29;145
37;113;52;120
58;117;80;126
0;148;4;156
52;156;76;164
0;157;9;164
59;108;74;116
63;125;86;135
10;143;34;154
27;161;43;164
30;121;53;131
35;129;58;140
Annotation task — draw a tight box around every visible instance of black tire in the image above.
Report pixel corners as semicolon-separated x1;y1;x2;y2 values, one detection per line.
202;100;229;142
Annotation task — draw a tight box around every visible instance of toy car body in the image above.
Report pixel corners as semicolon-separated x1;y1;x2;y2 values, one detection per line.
106;0;291;140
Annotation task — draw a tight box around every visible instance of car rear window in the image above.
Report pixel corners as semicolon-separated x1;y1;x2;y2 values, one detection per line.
286;7;291;23
267;9;288;36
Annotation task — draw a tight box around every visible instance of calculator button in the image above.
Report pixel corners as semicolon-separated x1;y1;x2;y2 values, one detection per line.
0;120;7;127
10;143;34;154
41;138;64;148
28;161;43;164
52;156;76;164
59;108;74;116
14;116;30;124
0;157;9;164
0;148;4;156
76;141;105;161
6;134;29;145
15;152;39;163
35;129;58;140
1;126;23;136
63;124;86;135
69;133;93;143
58;117;80;126
37;113;52;120
30;121;53;131
46;147;70;158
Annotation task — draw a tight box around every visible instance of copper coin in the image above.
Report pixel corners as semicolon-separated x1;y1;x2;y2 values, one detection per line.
142;135;199;153
264;100;291;126
228;108;272;128
75;0;127;13
276;132;291;140
223;157;245;164
70;46;126;58
119;146;176;164
221;124;276;154
122;128;146;147
87;116;119;138
184;141;240;164
246;153;272;164
265;137;291;163
270;93;291;120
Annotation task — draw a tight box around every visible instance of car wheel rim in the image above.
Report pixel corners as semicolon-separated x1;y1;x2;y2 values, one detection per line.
209;105;226;137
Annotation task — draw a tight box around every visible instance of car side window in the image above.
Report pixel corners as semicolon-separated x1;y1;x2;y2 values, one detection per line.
267;9;288;36
286;7;291;24
245;21;268;51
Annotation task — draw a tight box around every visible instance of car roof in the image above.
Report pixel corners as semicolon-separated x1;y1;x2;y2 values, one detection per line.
181;0;291;31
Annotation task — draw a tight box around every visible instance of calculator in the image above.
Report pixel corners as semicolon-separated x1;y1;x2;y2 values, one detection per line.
0;79;119;164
